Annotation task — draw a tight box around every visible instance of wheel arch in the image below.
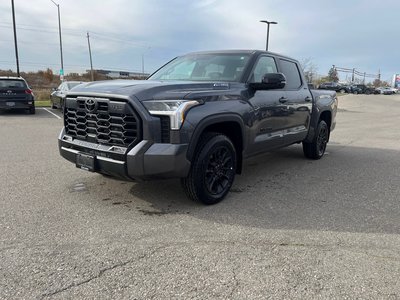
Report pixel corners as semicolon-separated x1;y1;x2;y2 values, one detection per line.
187;114;246;174
305;109;333;143
319;110;332;129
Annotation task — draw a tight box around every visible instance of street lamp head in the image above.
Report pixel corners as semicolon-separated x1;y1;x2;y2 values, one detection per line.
260;20;278;25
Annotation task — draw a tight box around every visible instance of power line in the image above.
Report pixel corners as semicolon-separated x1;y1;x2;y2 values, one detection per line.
334;65;380;83
0;22;178;51
0;39;59;46
0;59;144;73
0;21;85;34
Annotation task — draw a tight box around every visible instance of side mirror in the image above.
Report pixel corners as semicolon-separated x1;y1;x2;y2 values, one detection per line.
249;73;286;90
52;87;57;91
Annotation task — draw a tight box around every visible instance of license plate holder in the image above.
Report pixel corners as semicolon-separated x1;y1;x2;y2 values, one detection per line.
76;153;95;172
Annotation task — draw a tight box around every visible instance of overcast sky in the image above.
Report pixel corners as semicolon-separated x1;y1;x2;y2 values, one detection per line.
0;0;399;82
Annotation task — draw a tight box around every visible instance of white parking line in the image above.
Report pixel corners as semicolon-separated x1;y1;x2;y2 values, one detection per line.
42;108;62;119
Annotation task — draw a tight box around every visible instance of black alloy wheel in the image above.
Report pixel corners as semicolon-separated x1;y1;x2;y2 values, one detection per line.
181;133;236;205
303;120;329;159
205;145;234;196
316;121;328;157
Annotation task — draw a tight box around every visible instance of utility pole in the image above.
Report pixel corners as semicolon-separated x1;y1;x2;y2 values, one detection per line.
11;0;20;76
142;54;144;78
51;0;64;80
352;68;355;83
87;32;94;81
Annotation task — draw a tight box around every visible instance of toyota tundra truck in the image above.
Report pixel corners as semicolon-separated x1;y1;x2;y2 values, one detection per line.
59;50;337;204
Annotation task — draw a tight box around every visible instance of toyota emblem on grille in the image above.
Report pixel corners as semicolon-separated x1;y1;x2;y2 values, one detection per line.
84;98;97;112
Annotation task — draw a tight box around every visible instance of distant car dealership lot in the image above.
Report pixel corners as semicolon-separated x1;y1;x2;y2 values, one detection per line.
1;94;400;299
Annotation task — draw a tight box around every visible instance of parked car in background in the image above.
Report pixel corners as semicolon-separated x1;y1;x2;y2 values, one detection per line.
389;87;398;94
51;81;83;110
318;82;347;93
352;84;375;94
308;83;316;89
0;76;35;114
339;84;352;93
349;85;363;94
375;87;396;95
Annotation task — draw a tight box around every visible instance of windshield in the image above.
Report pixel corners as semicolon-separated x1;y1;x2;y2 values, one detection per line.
0;79;27;89
67;82;81;89
148;53;250;82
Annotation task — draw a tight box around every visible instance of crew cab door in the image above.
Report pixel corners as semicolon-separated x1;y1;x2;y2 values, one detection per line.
246;55;287;156
277;58;312;145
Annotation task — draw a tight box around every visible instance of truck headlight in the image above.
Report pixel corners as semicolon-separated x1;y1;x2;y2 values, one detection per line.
142;100;200;129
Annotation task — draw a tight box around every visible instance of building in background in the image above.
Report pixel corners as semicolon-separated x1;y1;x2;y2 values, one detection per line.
392;74;400;88
92;69;149;79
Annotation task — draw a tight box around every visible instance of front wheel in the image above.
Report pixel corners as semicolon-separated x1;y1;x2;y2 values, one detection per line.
181;133;236;205
303;120;329;159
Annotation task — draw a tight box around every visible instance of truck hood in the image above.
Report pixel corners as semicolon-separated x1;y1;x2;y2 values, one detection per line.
68;79;235;101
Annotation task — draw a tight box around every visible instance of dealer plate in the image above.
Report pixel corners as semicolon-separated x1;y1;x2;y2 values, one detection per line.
76;153;95;172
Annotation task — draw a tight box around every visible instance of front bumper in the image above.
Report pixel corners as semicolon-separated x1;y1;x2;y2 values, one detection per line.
58;129;191;180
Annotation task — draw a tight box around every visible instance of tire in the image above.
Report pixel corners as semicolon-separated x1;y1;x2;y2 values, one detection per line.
181;132;237;205
303;120;329;160
60;98;65;111
51;98;57;109
29;106;36;115
339;89;345;93
353;91;358;95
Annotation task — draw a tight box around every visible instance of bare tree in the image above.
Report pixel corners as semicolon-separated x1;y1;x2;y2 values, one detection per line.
300;58;318;83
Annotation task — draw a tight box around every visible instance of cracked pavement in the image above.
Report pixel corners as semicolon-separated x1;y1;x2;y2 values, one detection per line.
1;95;400;299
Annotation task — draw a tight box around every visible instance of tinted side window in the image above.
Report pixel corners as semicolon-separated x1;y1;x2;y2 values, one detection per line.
249;56;277;83
279;59;302;89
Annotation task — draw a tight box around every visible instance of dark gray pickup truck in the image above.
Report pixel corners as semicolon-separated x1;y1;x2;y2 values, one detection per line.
59;50;337;204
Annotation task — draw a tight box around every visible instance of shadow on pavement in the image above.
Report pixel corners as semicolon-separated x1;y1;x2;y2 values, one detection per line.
88;143;400;235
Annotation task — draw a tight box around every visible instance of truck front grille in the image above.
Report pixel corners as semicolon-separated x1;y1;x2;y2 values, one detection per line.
64;97;141;147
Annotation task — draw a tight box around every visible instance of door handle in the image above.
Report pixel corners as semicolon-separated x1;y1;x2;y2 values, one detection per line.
279;97;288;103
305;96;312;102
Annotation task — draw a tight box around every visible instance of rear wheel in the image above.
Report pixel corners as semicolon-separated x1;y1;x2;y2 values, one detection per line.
181;133;236;205
29;106;36;114
303;120;329;159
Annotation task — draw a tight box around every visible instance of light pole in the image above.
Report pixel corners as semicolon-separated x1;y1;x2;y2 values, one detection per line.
141;47;151;79
260;20;277;51
51;0;64;79
11;0;20;76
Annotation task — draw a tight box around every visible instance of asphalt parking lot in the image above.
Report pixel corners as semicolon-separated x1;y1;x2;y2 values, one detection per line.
1;94;400;299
